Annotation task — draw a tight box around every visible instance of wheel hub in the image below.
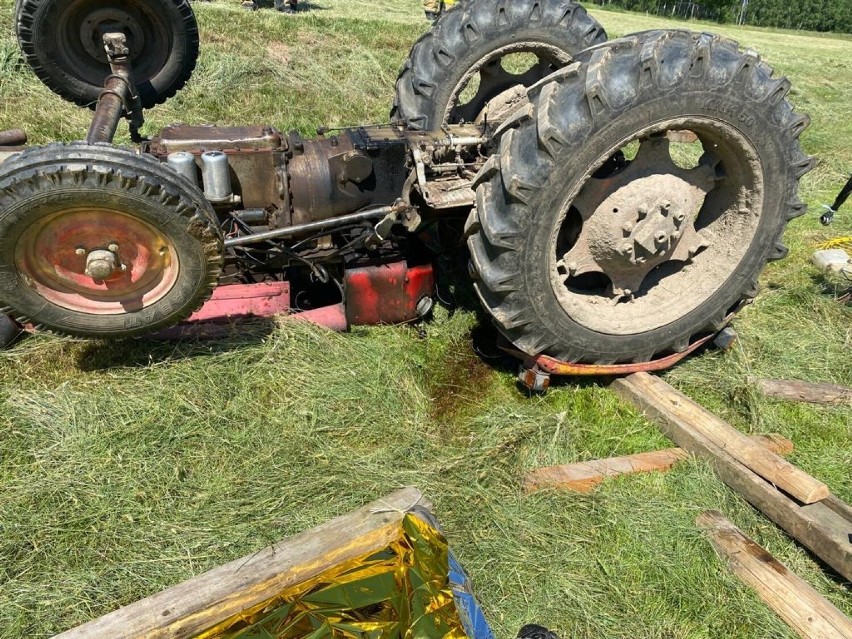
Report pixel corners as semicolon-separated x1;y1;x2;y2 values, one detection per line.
584;173;701;295
79;8;146;64
82;246;125;280
15;206;179;315
558;135;716;299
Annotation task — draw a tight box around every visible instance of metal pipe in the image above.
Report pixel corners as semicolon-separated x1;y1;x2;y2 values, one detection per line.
86;75;129;144
201;151;233;202
224;206;391;248
0;129;27;146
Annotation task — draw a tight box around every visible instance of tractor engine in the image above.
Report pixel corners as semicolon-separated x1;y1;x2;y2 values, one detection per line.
140;121;485;324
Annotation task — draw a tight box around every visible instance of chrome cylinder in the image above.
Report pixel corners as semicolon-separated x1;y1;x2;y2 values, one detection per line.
201;150;233;202
167;152;199;187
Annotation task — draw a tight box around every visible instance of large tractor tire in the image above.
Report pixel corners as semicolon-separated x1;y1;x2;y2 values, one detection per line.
16;0;199;109
392;0;606;130
0;143;223;338
467;31;814;364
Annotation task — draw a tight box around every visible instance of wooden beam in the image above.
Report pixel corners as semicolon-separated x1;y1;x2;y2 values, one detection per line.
612;373;852;582
697;510;852;639
524;434;794;493
612;372;828;504
753;378;852;406
53;487;429;639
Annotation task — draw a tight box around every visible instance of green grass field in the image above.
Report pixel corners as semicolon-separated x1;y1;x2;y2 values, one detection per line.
0;1;850;637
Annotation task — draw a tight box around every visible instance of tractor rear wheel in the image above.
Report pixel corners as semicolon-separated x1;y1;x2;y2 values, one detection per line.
16;0;199;109
392;0;606;130
0;143;223;338
467;31;814;364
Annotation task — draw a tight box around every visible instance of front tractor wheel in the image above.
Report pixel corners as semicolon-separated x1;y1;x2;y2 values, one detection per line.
467;31;814;364
0;144;223;338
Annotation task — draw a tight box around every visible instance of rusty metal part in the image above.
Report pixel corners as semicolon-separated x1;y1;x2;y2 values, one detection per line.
288;127;409;227
86;32;143;144
147;125;286;211
0;129;27;147
511;327;722;386
223;206;392;248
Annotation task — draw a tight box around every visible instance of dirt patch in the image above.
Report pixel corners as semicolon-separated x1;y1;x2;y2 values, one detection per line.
266;42;292;66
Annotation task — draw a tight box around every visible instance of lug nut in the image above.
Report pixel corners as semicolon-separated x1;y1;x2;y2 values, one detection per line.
622;222;634;235
108;243;119;253
655;231;667;244
637;207;648;220
75;247;86;256
674;212;685;225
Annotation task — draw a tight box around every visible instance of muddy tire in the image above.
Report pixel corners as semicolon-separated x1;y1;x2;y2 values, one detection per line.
392;0;606;130
16;0;199;109
467;31;814;364
0;143;223;338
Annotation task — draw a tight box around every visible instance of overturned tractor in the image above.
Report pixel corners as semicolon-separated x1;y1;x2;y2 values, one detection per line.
0;0;813;379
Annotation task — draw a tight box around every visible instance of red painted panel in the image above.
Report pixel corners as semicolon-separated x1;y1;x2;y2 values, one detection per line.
344;262;434;325
187;282;290;323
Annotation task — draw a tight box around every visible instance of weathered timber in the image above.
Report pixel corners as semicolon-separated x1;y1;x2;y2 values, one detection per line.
524;434;794;493
53;487;429;639
754;378;852;406
697;510;852;639
612;373;852;582
612;372;828;504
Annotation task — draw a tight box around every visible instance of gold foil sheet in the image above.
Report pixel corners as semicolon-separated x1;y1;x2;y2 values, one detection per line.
195;514;469;639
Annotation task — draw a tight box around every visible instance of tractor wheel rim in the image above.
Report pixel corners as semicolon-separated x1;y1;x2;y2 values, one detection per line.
549;118;764;336
15;206;180;315
445;42;571;125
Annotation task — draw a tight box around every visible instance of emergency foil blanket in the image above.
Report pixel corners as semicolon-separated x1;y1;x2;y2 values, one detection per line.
194;514;489;639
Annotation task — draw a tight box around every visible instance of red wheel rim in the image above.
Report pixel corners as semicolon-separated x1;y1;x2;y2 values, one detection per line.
15;207;180;315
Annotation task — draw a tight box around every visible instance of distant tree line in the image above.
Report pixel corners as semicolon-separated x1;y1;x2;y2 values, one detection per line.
593;0;852;32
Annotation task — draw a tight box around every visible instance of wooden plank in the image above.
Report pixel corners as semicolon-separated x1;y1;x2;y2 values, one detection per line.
612;372;828;504
524;434;794;493
754;378;852;406
54;487;429;639
612;373;852;582
697;510;852;639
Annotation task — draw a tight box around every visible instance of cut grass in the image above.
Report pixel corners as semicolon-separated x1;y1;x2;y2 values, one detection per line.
0;1;850;638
